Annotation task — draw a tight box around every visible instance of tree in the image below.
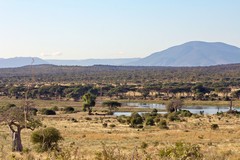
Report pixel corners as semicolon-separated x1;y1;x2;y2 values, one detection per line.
231;90;240;99
166;99;184;112
82;93;96;115
102;101;121;114
0;102;41;152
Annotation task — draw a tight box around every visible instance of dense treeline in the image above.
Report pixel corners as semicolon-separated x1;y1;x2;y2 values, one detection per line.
0;64;240;101
0;64;240;84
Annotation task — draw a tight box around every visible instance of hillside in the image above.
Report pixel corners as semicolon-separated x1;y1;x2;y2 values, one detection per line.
130;41;240;66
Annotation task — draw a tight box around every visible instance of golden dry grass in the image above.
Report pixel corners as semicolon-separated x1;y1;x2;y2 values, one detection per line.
1;98;240;159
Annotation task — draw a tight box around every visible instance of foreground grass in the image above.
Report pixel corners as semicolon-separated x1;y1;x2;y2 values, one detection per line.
1;110;240;159
1;97;240;159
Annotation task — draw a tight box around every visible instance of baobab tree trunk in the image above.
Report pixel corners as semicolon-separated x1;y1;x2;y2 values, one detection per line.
9;125;23;152
12;129;23;152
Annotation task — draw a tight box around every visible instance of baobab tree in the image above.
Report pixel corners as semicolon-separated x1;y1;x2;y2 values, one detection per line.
0;102;41;152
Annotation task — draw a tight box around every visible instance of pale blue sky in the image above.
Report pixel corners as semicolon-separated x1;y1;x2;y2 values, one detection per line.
0;0;239;59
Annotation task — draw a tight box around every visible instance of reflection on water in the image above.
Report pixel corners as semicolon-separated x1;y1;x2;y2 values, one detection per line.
115;102;240;116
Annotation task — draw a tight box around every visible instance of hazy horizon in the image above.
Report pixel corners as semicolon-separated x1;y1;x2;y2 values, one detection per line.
0;1;240;60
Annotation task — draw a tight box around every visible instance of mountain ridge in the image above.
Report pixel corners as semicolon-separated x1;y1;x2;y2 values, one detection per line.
129;41;240;66
1;41;240;68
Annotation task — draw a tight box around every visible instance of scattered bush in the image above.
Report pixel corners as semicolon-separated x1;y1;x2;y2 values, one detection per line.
102;123;108;128
129;112;143;128
85;117;92;121
70;118;78;122
150;109;158;116
167;112;180;121
30;108;38;115
117;115;127;124
51;106;59;111
159;142;203;159
140;142;148;149
154;114;161;123
109;124;116;128
145;116;155;126
178;110;192;117
39;108;56;115
158;120;169;129
211;124;219;130
31;127;63;152
63;106;75;113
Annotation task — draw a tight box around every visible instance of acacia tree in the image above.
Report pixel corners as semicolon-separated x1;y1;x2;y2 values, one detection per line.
166;99;184;112
102;101;121;114
82;93;96;115
0;102;41;152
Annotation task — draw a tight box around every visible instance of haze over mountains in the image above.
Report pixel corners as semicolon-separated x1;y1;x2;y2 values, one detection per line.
1;41;240;68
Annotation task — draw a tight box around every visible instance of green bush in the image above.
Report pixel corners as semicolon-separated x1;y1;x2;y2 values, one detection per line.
140;142;148;149
145;116;155;126
178;110;193;117
31;127;63;152
211;124;219;130
102;123;108;128
30;108;38;115
51;106;59;111
129;112;143;128
158;120;168;129
109;124;116;128
117;115;127;124
167;112;180;121
63;106;75;113
150;108;158;116
154;114;161;123
159;142;203;159
39;108;56;115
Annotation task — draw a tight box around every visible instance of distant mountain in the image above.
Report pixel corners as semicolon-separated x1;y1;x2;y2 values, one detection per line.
46;58;140;66
129;41;240;66
0;57;48;68
1;41;240;68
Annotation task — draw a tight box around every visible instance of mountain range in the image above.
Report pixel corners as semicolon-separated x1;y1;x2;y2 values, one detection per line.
1;41;240;68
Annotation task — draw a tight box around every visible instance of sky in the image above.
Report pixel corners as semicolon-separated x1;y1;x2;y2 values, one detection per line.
0;0;240;60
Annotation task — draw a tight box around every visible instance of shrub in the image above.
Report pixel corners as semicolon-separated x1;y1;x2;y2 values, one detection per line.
117;115;127;124
178;110;192;117
51;106;59;111
129;112;143;128
159;120;168;129
30;108;38;115
102;123;108;128
211;124;219;130
150;109;158;116
167;112;180;121
31;127;63;152
145;116;155;126
85;117;92;121
63;106;75;113
140;142;148;149
154;114;161;123
159;142;203;159
39;108;56;115
109;124;116;128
